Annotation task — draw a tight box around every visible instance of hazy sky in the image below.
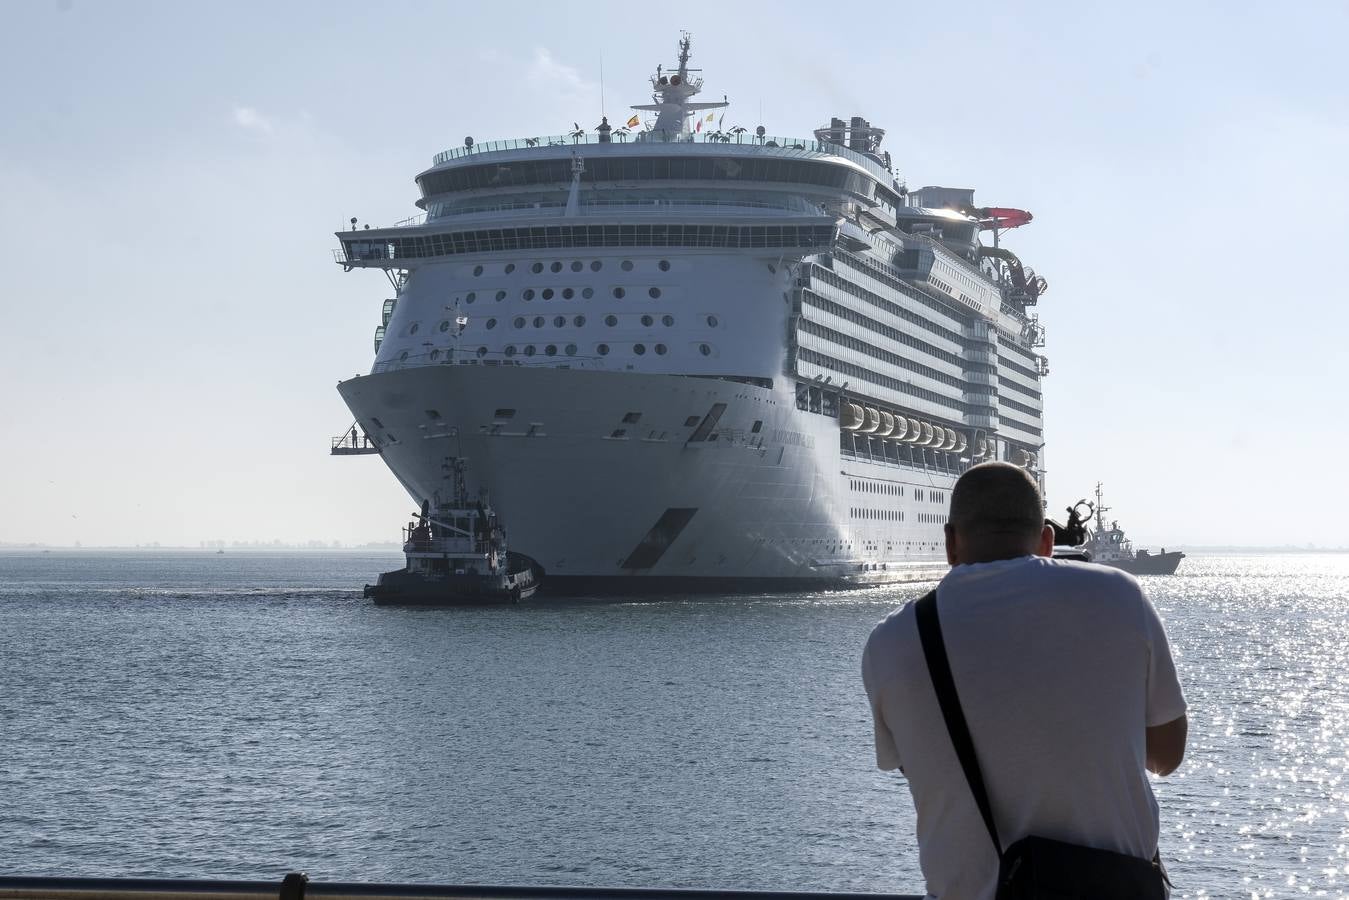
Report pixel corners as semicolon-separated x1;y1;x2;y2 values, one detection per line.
2;0;1345;547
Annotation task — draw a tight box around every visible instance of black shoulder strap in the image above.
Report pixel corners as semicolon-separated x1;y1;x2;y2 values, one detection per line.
914;589;1002;855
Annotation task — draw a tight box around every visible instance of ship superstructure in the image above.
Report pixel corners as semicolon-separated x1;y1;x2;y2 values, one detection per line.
332;35;1051;590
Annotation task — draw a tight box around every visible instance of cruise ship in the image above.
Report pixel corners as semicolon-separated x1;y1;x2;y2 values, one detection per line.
332;35;1051;592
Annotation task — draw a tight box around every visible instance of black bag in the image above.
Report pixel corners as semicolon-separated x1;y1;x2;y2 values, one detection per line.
914;589;1169;900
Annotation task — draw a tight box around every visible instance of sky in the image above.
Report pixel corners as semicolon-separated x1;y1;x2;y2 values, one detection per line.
1;0;1346;548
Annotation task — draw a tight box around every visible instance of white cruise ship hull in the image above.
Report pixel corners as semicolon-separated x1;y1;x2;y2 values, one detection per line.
339;364;953;592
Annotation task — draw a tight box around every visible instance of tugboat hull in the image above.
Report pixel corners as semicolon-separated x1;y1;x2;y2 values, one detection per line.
365;554;539;606
1099;550;1185;576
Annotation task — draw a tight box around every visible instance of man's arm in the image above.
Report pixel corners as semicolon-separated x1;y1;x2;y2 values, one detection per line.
1146;714;1187;776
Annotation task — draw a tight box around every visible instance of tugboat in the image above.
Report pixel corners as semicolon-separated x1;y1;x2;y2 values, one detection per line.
1078;483;1185;576
364;456;539;605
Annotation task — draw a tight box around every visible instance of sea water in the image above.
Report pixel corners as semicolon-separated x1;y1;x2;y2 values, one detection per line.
1;550;1345;898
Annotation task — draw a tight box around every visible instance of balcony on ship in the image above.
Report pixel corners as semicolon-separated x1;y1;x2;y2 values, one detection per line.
331;423;379;456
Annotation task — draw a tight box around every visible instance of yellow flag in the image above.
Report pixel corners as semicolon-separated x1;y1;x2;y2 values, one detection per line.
705;112;715;123
626;114;640;128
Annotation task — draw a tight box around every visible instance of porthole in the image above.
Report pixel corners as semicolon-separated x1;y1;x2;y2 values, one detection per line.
707;315;718;327
504;263;516;274
597;343;610;355
662;315;674;327
554;315;566;327
582;287;594;299
659;259;671;271
542;288;554;300
410;323;420;335
561;287;574;300
495;290;506;301
574;315;586;326
641;314;653;326
571;261;583;272
605;315;618;326
476;346;487;357
613;287;625;299
522;289;535;301
486;318;497;329
465;292;476;303
648;287;661;299
513;317;525;328
634;343;646;355
531;262;543;274
399;350;409;361
533;316;545;328
621;260;634;271
565;343;577;355
655;343;667;355
473;265;483;276
524;345;536;356
545;344;557;356
430;349;440;361
550;261;563;273
590;260;602;272
439;321;450;333
699;343;711;356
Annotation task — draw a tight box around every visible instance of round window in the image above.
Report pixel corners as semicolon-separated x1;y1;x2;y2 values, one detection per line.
613;287;625;299
554;315;566;327
597;343;610;355
562;288;574;300
707;315;718;327
495;290;506;301
605;315;617;327
533;316;545;328
659;259;671;272
542;288;554;300
648;287;661;299
634;343;646;355
582;287;594;299
590;260;602;272
505;263;516;274
473;265;483;276
655;343;667;355
513;317;525;328
699;343;712;356
621;260;634;271
439;321;450;332
550;261;563;273
571;261;583;272
524;345;536;356
641;315;653;326
465;292;476;303
522;289;535;301
505;345;516;356
545;344;557;356
410;323;420;335
531;262;543;274
476;346;487;357
574;315;586;326
486;318;497;329
565;343;577;356
662;315;674;327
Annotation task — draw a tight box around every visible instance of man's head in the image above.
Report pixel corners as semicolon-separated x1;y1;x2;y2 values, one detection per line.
944;462;1054;565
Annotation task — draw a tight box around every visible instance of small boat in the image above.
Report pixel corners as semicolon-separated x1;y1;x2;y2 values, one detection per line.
1079;483;1184;576
364;456;539;605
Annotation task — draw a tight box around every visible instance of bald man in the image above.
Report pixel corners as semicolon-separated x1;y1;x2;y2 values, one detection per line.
862;462;1186;900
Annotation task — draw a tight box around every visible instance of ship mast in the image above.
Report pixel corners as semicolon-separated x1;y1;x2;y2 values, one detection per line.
631;32;728;140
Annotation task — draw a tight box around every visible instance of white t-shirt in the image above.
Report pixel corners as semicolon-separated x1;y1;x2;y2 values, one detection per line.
862;556;1186;900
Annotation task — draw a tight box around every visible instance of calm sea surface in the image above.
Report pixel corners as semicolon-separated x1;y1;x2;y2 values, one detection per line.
1;551;1346;898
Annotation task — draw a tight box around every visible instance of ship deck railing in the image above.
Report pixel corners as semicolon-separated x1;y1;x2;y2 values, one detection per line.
420;197;824;223
0;874;923;900
429;131;897;187
331;425;380;456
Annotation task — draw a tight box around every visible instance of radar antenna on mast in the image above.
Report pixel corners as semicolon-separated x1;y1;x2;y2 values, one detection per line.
630;32;728;140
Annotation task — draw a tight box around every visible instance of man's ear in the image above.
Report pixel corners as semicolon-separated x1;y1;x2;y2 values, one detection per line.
945;523;959;566
1036;523;1055;558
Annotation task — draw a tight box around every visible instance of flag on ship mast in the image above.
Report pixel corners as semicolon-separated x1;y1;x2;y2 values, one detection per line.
695;118;702;132
705;112;716;123
626;114;639;128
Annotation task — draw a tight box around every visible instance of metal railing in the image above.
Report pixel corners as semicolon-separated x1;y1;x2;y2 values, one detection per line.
430;132;896;185
0;874;923;900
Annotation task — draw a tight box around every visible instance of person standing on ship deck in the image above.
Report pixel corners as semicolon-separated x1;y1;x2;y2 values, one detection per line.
862;462;1187;900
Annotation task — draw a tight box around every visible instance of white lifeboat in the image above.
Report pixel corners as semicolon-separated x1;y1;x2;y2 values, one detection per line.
840;402;865;431
861;407;881;434
890;416;909;441
954;432;968;454
876;411;895;438
905;417;923;442
940;427;958;451
918;422;934;445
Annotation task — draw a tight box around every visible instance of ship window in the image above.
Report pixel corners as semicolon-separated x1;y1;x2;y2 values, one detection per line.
410;323;420;335
655;343;667;355
610;429;626;438
439;321;450;332
425;409;441;420
542;288;554;300
634;343;646;355
597;343;610;355
623;412;642;424
659;259;670;271
473;265;483;276
554;315;566;327
605;315;617;326
505;263;515;274
545;344;557;356
662;315;674;326
707;315;718;327
524;345;536;356
513;317;525;328
613;287;626;299
429;349;440;361
477;346;487;357
495;290;506;301
551;261;563;273
699;343;711;356
494;408;516;419
562;288;574;299
371;417;384;428
591;260;602;271
486;318;497;329
648;287;661;299
465;292;476;303
571;260;583;272
533;316;545;328
565;343;577;356
641;314;653;326
621;260;634;271
531;262;543;273
522;289;535;301
504;345;516;357
684;415;700;427
751;420;762;433
582;287;594;299
399;350;409;360
574;315;586;326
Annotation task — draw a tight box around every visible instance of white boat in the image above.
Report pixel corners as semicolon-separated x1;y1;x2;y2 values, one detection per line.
332;35;1051;593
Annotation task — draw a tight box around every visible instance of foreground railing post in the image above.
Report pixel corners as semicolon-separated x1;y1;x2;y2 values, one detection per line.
279;874;307;900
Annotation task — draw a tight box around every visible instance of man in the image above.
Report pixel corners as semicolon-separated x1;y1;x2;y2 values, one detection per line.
862;463;1187;899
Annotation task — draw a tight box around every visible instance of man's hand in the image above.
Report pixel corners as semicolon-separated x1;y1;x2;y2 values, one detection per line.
1146;714;1187;775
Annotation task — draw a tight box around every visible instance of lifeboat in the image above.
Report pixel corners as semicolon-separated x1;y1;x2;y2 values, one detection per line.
940;427;958;451
861;407;881;434
1012;448;1030;466
905;417;923;442
954;432;968;454
918;422;933;445
890;416;909;441
876;411;895;438
840;402;865;431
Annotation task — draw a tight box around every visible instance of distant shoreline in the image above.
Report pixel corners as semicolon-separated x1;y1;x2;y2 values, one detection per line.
1;545;1345;555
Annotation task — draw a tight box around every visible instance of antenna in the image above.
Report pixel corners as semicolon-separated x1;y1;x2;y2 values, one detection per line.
599;52;606;117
